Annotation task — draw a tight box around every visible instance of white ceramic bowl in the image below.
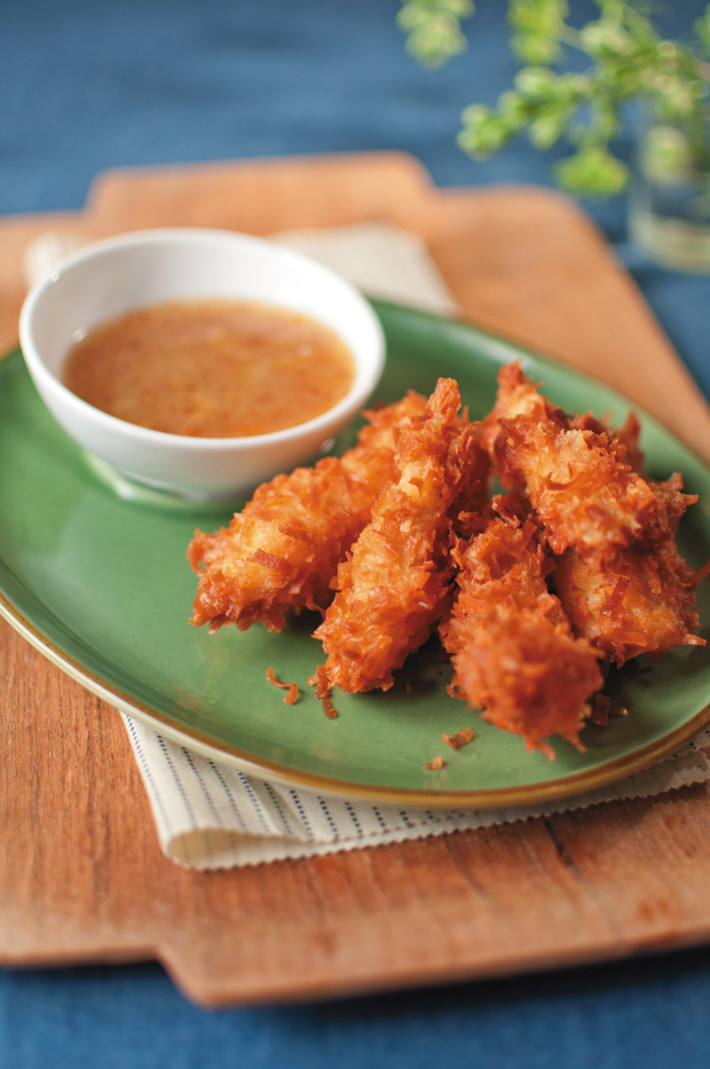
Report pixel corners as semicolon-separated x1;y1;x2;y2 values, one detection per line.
19;227;386;500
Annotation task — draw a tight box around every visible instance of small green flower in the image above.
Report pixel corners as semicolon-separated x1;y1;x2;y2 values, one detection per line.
458;105;514;157
641;125;695;184
555;146;629;197
514;65;557;99
497;90;530;131
579;20;634;62
528;108;568;149
398;0;475;67
508;0;566;65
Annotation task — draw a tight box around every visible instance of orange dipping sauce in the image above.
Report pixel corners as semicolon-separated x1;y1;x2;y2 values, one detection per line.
62;299;356;438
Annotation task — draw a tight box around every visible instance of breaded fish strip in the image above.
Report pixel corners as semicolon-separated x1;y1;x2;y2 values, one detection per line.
554;541;705;666
188;392;427;633
441;504;604;756
312;378;488;694
485;363;659;565
553;475;706;665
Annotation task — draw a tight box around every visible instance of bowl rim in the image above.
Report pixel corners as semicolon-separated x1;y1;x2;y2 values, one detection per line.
18;226;386;452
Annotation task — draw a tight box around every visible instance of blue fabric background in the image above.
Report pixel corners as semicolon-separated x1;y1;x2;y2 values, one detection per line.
2;1;710;1066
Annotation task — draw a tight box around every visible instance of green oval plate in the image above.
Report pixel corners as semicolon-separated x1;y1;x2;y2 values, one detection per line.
3;299;710;808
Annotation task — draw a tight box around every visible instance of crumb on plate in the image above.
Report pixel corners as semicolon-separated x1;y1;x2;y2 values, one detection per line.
423;755;446;771
266;666;300;705
442;727;477;749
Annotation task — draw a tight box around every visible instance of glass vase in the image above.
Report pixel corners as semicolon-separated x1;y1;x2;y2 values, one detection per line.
628;106;710;273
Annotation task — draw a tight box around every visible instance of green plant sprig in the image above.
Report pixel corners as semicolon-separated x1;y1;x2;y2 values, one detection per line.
397;0;710;197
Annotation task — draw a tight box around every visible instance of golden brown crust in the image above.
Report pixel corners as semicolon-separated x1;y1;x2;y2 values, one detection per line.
486;363;660;566
553;538;704;665
441;508;604;756
312;378;486;694
187;392;427;632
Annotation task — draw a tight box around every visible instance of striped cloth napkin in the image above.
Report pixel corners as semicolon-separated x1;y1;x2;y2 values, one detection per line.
124;712;710;870
24;222;710;870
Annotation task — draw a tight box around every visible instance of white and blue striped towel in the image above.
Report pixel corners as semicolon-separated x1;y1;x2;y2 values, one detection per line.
123;713;710;870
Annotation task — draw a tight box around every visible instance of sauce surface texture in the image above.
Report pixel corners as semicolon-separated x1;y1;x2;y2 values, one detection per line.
62;299;356;437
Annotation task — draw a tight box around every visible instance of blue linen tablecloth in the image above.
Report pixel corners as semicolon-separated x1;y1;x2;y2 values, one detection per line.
3;1;710;1066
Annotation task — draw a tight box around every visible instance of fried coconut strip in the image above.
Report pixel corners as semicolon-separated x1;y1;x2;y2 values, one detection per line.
441;503;605;756
554;476;707;665
312;377;489;695
483;362;660;565
187;391;427;633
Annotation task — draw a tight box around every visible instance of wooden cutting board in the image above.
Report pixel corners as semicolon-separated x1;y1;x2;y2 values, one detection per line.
3;151;710;1007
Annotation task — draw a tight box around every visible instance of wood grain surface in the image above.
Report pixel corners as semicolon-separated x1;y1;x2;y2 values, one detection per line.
2;151;710;1007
